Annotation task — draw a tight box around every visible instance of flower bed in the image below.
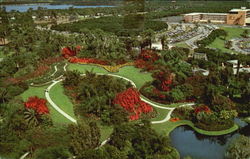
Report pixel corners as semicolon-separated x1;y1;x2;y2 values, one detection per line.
134;49;159;71
7;57;64;84
170;117;180;122
68;57;108;65
113;88;153;120
24;96;49;114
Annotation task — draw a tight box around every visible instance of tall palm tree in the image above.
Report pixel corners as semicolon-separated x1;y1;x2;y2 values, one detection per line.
160;35;169;50
24;108;39;127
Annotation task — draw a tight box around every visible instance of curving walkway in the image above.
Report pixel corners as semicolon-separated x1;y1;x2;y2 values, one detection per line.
43;65;196;148
45;79;77;123
45;71;194;125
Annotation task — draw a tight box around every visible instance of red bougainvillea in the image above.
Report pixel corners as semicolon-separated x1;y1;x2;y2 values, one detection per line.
194;105;211;114
170;117;180;122
113;88;153;120
62;47;76;58
61;46;108;65
24;96;49;114
139;49;159;62
134;50;159;71
68;57;107;65
154;71;173;92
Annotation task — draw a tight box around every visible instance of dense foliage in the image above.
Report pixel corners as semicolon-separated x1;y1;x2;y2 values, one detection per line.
51;16;168;36
63;71;132;125
225;135;250;159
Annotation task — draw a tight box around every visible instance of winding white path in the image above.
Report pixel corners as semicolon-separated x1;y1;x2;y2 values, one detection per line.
45;79;77;123
42;69;195;150
45;72;194;125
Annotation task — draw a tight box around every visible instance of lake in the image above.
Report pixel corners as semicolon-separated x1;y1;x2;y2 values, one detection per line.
170;119;250;159
0;4;114;12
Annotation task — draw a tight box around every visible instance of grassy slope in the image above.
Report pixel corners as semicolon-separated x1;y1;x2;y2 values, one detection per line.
68;64;153;89
209;27;249;54
20;85;72;125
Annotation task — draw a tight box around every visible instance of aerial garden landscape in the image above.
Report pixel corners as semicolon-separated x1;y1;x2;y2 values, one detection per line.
0;0;250;159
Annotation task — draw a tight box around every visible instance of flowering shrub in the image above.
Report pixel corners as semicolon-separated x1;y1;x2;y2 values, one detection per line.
139;49;159;62
62;47;76;58
24;96;49;114
154;71;173;92
194;105;211;114
170;117;180;122
68;57;108;65
113;88;153;120
134;50;159;71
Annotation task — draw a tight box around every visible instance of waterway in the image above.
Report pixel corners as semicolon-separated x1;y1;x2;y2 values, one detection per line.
170;118;249;159
0;4;114;12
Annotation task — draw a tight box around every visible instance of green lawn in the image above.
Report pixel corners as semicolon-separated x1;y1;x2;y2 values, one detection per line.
20;85;73;125
21;63;239;140
49;82;76;119
209;26;250;54
150;107;170;122
68;64;153;89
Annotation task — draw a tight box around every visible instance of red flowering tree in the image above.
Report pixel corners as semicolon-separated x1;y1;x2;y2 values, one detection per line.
62;47;76;58
24;96;49;114
134;49;159;71
194;105;211;114
113;88;153;120
61;46;109;65
153;70;173;92
139;49;159;62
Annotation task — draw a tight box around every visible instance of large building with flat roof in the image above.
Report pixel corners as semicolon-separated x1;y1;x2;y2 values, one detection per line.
184;7;250;26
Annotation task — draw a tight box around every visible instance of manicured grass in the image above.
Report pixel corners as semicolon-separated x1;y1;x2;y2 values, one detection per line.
99;125;113;142
150;107;170;121
209;26;250;54
20;85;73;125
49;82;76;119
67;64;153;89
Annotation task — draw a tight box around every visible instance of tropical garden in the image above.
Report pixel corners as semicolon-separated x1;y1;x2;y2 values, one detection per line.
0;1;249;159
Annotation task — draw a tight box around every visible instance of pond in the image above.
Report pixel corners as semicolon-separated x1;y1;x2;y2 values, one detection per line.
170;118;250;159
0;4;114;12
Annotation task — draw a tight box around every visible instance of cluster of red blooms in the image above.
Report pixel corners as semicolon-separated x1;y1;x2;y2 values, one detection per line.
170;117;180;122
134;50;159;71
62;47;77;58
194;105;211;114
139;49;159;62
61;46;108;65
24;96;49;114
68;57;107;65
113;88;153;120
155;71;173;91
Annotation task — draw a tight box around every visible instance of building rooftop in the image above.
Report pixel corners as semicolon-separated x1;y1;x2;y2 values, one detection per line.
229;8;250;12
184;13;228;16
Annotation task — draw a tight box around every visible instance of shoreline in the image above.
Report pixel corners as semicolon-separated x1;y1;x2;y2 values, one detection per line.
167;120;239;136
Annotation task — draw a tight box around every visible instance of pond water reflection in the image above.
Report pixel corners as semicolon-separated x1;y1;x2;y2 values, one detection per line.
0;4;114;12
170;119;249;159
